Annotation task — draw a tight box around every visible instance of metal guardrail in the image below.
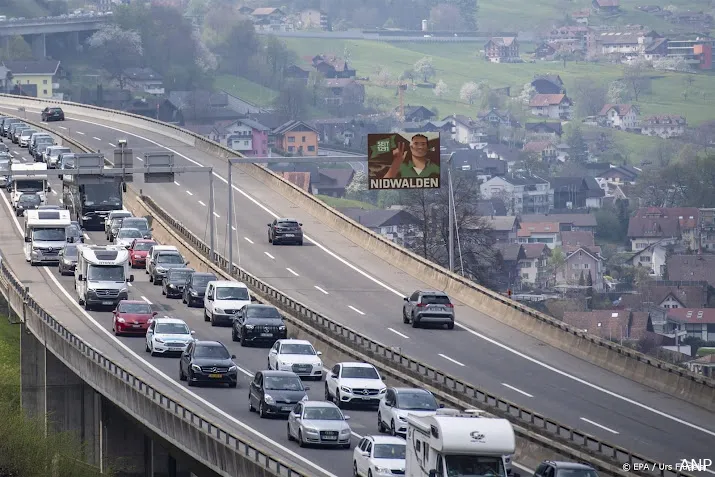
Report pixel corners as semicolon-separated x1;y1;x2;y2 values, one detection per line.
1;16;110;25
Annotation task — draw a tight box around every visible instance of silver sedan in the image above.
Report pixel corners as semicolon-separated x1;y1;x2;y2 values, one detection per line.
287;401;352;449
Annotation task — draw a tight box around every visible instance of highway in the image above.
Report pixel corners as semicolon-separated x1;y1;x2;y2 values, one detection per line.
2;107;715;474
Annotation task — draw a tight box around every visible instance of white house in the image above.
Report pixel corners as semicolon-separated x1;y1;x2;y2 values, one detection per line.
641;115;686;138
519;243;552;285
529;94;572;120
444;115;487;146
123;67;164;95
517;222;561;249
480;175;554;215
626;239;674;277
598;103;639;129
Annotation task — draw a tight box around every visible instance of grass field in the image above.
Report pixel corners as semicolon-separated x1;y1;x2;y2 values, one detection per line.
0;0;49;18
316;195;376;209
213;75;278;107
0;317;21;407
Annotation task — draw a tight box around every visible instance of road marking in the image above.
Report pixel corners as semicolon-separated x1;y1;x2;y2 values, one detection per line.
348;305;365;315
387;328;409;339
9;151;14;155
174;181;180;186
213;212;220;218
76;131;85;135
314;286;329;295
108;142;116;147
264;252;275;259
51;190;57;195
438;354;464;367
198;200;206;207
93;136;102;141
140;296;152;305
185;190;193;196
58;126;67;130
231;226;236;231
83;233;90;240
286;268;299;276
243;237;253;244
580;418;619;434
127;282;132;287
135;156;143;162
502;383;533;398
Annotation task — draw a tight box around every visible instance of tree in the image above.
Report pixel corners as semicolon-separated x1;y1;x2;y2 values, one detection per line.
443;0;479;30
578;270;585;286
517;82;536;105
607;80;628;103
0;36;32;61
429;4;466;31
186;0;210;22
565;124;589;163
434;79;449;97
273;80;310;121
622;63;651;102
460;81;480;104
546;247;566;286
345;170;369;201
86;25;143;89
399;69;416;84
413;57;436;83
572;78;607;118
374;65;392;87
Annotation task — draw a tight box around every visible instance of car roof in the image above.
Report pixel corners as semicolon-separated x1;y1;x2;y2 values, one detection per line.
302;401;339;408
193;340;225;348
118;227;141;233
365;435;406;445
545;462;595;470
393;387;431;394
152;317;187;325
339;362;375;368
277;339;312;345
209;280;247;288
118;300;150;305
168;267;193;273
261;370;299;378
277;218;299;222
132;239;155;243
245;304;276;309
418;290;449;296
192;272;216;278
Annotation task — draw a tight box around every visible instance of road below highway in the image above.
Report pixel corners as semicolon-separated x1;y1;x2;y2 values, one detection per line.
2;106;714;475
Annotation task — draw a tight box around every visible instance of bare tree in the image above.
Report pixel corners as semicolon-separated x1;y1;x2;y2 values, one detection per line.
572;78;607;118
622;63;651;102
413;56;436;83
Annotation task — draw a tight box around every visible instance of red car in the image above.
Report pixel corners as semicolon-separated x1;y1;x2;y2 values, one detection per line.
128;239;157;268
112;300;157;336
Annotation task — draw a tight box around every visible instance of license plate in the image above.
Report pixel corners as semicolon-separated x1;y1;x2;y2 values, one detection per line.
132;324;141;328
362;396;372;400
208;373;222;378
102;301;114;306
284;234;294;237
322;435;338;441
260;333;273;337
282;406;293;411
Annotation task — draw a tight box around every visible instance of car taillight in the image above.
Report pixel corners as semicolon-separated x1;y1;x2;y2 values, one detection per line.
416;303;425;307
445;303;454;308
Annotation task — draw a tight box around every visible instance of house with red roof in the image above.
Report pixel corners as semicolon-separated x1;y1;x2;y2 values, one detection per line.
529;93;573;120
641;115;687;138
598;104;639;130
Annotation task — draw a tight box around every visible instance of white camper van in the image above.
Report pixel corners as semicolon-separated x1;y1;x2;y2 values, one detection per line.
24;209;72;265
405;409;516;477
11;163;49;207
75;244;134;310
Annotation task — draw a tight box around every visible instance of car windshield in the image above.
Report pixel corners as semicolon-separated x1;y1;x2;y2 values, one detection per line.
373;444;406;460
192;275;214;287
22;130;37;137
422;295;451;305
111;218;124;227
132;241;155;251
118;228;142;238
19;194;40;204
303;407;343;420
118;303;152;314
246;307;281;319
16;180;44;192
445;456;504;477
169;270;192;280
264;376;304;391
194;345;230;359
396;392;438;411
87;265;125;282
556;470;599;477
155;323;189;335
32;228;66;241
63;245;78;257
280;343;315;355
66;225;81;236
157;254;184;264
341;366;379;379
123;219;148;230
278;221;300;228
216;287;249;300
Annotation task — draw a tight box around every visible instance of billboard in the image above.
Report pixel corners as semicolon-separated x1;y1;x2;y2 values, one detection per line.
367;132;440;190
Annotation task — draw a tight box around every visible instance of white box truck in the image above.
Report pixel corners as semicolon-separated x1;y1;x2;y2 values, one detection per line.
75;244;134;310
11;163;50;207
405;409;516;477
24;209;71;265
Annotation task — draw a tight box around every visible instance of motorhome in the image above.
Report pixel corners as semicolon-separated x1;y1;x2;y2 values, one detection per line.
0;154;11;189
405;409;516;477
11;163;49;207
75;244;134;310
24;209;72;265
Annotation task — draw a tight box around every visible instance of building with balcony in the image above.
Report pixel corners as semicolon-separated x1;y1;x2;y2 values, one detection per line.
529;93;572;120
641;115;686;138
484;37;520;63
480;175;554;215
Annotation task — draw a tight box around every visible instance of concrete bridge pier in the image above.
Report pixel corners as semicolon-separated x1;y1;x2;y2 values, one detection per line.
30;33;46;59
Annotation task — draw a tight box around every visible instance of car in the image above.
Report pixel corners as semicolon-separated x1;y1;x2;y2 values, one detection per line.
2;118;21;137
128;239;156;268
232;304;287;346
18;129;38;147
203;280;252;326
145;317;195;356
41;107;65;122
179;340;238;388
268;339;323;380
121;217;151;239
29;133;52;156
377;387;440;436
112;300;157;336
38;204;60;210
15;193;40;216
402;290;455;329
58;244;79;275
353;435;406;477
150;251;189;286
11;125;29;143
162;267;195;298
34;140;54;161
65;222;83;244
0;142;8;153
44;146;71;168
248;370;309;418
106;216;126;241
533;461;598;477
104;210;132;238
325;362;387;409
114;227;144;248
145;244;178;275
287;401;352;448
182;272;216;307
268;218;304;245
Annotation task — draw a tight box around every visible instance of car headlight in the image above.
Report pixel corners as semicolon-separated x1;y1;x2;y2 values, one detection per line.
340;386;352;393
155;338;164;343
214;308;224;314
190;364;201;372
245;324;254;330
228;365;237;372
340;428;351;434
81;215;91;220
379;388;387;394
303;427;319;434
264;394;275;404
168;284;175;288
32;246;40;252
117;317;125;323
190;290;198;296
156;267;166;273
119;287;128;294
277;361;286;367
300;394;309;402
375;467;390;473
279;325;286;331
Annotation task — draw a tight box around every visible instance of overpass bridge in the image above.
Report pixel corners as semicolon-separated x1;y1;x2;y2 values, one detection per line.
0;15;110;57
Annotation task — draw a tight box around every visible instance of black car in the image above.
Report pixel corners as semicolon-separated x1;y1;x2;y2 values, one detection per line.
41;107;65;122
58;244;79;275
1;118;20;137
248;370;309;418
232;304;287;346
33;139;54;161
182;272;217;307
65;222;84;244
533;461;598;477
162;267;195;298
179;340;238;388
15;193;40;216
267;218;304;245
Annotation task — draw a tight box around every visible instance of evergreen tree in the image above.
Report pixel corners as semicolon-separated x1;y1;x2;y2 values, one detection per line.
578;270;585;286
565;124;589;164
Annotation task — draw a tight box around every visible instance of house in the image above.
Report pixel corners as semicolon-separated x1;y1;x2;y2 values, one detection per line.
337;208;420;246
562;311;654;342
322;79;365;107
546;27;590;50
525;121;563;139
123;67;164;95
598;104;639;130
214;118;271;157
534;42;557;59
631;207;699;250
400;105;435;122
480;175;554;215
666;309;715;341
619;282;708;310
72;86;132;112
521;213;598;232
444;115;487;145
484;37;520;63
299;9;328;30
523;141;558;161
597;164;640;184
495;244;527;288
309;54;355;79
484;144;522;166
519;243;551;286
123;97;178;121
273;120;320;156
627;240;674;277
251;7;288;30
557;246;604;290
698;208;715;252
641;115;686;138
517;222;561;249
592;0;620;13
530;75;565;95
167;90;243;124
2;60;61;99
687;354;715;378
561;230;598;253
477;198;508;217
598;33;641;55
451;149;507;180
643;37;669;59
627;208;683;252
484;216;519;243
477;108;520;128
285;65;311;81
529;93;572;120
551;177;605;209
666;254;715;288
273;165;354;197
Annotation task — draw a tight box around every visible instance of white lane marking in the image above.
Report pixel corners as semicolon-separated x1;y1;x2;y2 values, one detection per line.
314;286;329;295
58;126;67;130
438;354;465;367
127;282;133;287
580;418;619;434
387;328;409;339
93;136;102;141
286;268;299;277
185;190;193;196
135;156;143;162
108;142;116;147
348;305;365;315
213;212;220;218
231;226;236;231
82;233;90;240
9;151;15;155
76;131;85;135
198;200;206;207
264;252;275;260
140;296;152;305
174;181;180;186
243;237;253;244
34;108;715;439
51;190;57;195
502;383;534;398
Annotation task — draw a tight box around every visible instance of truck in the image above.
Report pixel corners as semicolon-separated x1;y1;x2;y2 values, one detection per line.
24;209;72;265
62;178;123;231
405;409;516;477
10;163;49;207
75;244;134;310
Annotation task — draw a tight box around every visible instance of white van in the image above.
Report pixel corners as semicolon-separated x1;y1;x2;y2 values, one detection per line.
146;244;178;274
203;281;252;326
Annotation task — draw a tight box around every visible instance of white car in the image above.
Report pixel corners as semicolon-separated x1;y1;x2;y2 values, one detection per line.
268;339;323;380
114;227;143;248
325;362;386;408
203;280;251;326
145;317;195;356
377;387;440;436
353;435;406;477
44;146;71;168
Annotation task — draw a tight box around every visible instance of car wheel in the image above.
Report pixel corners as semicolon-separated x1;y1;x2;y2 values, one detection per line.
368;470;373;477
403;308;409;324
210;312;217;327
187;371;195;386
179;366;186;381
150;348;157;357
149;275;153;283
232;328;238;342
298;430;305;447
287;424;293;441
145;342;150;352
113;325;120;337
267;358;272;370
335;390;344;408
324;383;331;401
259;401;267;418
182;295;187;304
239;332;247;347
268;235;272;243
249;395;255;412
447;321;455;330
411;313;419;328
377;412;385;433
204;309;210;322
390;420;396;436
354;461;359;477
343;441;352;450
228;381;237;388
298;240;303;246
161;287;166;296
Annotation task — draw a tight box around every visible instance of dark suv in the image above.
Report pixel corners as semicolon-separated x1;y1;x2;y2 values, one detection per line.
179;340;238;388
232;304;286;346
402;290;455;329
182;272;217;307
41;107;65;122
162;267;195;298
267;218;303;245
533;461;598;477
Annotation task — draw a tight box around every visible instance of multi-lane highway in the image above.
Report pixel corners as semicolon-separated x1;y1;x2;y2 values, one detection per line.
2;106;714;474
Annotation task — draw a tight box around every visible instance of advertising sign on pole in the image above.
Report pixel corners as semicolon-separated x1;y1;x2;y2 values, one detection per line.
367;132;440;190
